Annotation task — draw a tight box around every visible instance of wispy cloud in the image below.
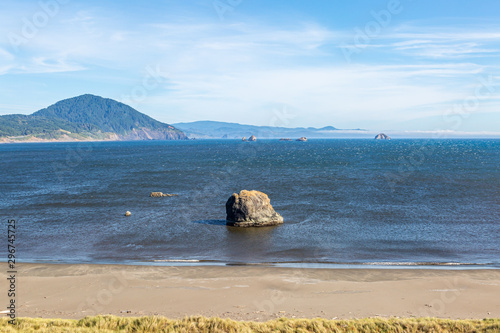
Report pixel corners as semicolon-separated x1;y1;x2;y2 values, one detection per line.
383;26;500;59
0;2;499;131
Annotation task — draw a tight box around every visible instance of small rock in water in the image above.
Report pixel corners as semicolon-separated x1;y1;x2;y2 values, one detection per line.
150;192;178;197
374;133;391;140
125;211;131;216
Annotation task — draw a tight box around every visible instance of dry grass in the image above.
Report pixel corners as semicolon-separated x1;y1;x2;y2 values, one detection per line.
0;316;499;332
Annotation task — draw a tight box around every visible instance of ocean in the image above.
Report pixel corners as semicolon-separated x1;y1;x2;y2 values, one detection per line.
1;139;499;269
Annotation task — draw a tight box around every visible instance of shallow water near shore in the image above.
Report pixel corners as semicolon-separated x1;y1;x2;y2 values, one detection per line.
1;139;499;268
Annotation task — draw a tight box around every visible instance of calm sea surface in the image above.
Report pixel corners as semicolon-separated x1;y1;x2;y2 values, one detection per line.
1;139;499;268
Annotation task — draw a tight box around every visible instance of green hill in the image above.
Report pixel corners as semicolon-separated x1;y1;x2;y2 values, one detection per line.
0;94;187;142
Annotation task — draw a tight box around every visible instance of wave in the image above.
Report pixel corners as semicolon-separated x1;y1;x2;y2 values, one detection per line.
359;262;484;266
140;259;496;269
152;259;201;263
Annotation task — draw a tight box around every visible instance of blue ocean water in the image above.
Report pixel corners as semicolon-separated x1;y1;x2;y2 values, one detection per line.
1;139;499;268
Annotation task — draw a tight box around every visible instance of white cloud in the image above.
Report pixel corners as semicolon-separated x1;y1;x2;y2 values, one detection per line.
136;62;494;129
1;3;499;131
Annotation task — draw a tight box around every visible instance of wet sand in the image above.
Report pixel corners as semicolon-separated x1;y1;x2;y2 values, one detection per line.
2;264;499;321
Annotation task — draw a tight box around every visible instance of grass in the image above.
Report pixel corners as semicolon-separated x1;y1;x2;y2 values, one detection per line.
0;316;499;333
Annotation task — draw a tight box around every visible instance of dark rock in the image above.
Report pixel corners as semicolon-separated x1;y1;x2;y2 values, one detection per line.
279;138;292;141
375;133;391;140
226;190;283;227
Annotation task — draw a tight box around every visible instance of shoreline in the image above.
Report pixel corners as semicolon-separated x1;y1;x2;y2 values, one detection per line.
2;137;500;144
2;263;499;321
17;259;500;270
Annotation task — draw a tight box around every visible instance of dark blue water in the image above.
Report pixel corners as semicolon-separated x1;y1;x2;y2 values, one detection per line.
1;139;499;268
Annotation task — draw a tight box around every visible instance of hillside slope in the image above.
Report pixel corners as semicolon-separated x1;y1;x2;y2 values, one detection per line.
0;94;187;142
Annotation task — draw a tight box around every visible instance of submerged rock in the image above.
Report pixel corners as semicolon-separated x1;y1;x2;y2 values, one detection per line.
375;133;391;140
280;138;292;141
150;192;178;197
226;190;283;227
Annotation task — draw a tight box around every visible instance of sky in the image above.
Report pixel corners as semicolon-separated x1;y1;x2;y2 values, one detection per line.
1;0;500;133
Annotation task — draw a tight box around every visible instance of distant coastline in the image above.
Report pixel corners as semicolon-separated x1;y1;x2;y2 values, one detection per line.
2;133;500;143
2;95;499;143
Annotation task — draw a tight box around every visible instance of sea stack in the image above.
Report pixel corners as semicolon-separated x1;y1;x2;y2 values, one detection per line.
296;137;307;142
248;135;257;141
375;133;391;140
226;190;283;227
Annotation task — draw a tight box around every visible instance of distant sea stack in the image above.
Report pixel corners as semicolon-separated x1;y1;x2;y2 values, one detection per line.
296;137;307;142
226;190;284;227
248;135;257;141
0;94;187;142
375;133;391;140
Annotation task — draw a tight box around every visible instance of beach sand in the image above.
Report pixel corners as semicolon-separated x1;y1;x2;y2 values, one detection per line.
2;264;499;321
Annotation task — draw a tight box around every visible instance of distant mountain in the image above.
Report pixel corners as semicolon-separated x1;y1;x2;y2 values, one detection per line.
173;121;366;139
0;94;187;142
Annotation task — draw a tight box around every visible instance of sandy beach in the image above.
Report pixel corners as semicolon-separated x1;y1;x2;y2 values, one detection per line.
1;264;498;321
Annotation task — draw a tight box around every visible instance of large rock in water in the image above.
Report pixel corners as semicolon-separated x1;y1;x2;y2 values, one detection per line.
226;190;283;227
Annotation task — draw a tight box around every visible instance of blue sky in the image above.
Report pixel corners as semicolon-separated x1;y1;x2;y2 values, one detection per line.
1;0;500;133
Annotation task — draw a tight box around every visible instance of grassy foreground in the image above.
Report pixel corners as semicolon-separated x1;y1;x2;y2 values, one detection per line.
1;316;499;333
